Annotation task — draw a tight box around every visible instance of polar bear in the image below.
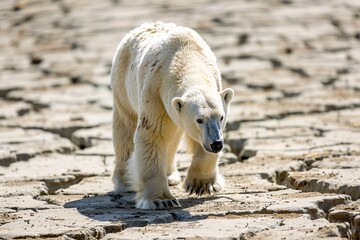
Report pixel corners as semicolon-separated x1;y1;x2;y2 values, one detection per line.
111;22;234;210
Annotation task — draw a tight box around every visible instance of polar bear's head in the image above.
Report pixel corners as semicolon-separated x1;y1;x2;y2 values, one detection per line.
172;88;234;153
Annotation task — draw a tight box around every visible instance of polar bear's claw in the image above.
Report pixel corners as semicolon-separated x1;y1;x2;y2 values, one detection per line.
184;178;223;196
187;184;207;196
136;197;181;210
155;199;181;210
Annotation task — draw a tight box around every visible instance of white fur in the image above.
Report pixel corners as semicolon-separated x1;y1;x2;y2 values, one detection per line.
111;22;234;209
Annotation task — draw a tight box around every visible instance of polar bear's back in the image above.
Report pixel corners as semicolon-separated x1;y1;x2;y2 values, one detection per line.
111;22;189;92
111;22;219;113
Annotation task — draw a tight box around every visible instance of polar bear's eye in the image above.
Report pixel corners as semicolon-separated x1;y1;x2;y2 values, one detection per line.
220;116;224;121
196;119;204;124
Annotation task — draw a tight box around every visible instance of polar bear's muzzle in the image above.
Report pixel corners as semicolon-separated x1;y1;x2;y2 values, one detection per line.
203;120;223;153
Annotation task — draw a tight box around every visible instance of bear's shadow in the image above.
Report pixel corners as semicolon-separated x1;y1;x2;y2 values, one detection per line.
64;191;220;227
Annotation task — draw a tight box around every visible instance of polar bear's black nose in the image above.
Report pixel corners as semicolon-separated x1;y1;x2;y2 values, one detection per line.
210;141;223;152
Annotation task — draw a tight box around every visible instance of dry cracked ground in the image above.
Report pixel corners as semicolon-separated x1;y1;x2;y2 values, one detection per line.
1;0;360;239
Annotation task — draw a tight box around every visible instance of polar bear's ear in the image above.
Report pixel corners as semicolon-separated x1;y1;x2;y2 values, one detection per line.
221;88;234;105
172;97;185;113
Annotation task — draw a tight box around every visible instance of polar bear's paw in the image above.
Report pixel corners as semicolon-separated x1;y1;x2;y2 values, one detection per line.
184;174;224;196
167;170;181;186
136;197;182;210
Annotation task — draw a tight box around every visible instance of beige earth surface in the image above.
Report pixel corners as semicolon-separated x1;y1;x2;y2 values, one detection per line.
1;0;360;239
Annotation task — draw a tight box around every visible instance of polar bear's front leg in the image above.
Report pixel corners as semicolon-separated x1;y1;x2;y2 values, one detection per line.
184;138;224;196
127;117;181;210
